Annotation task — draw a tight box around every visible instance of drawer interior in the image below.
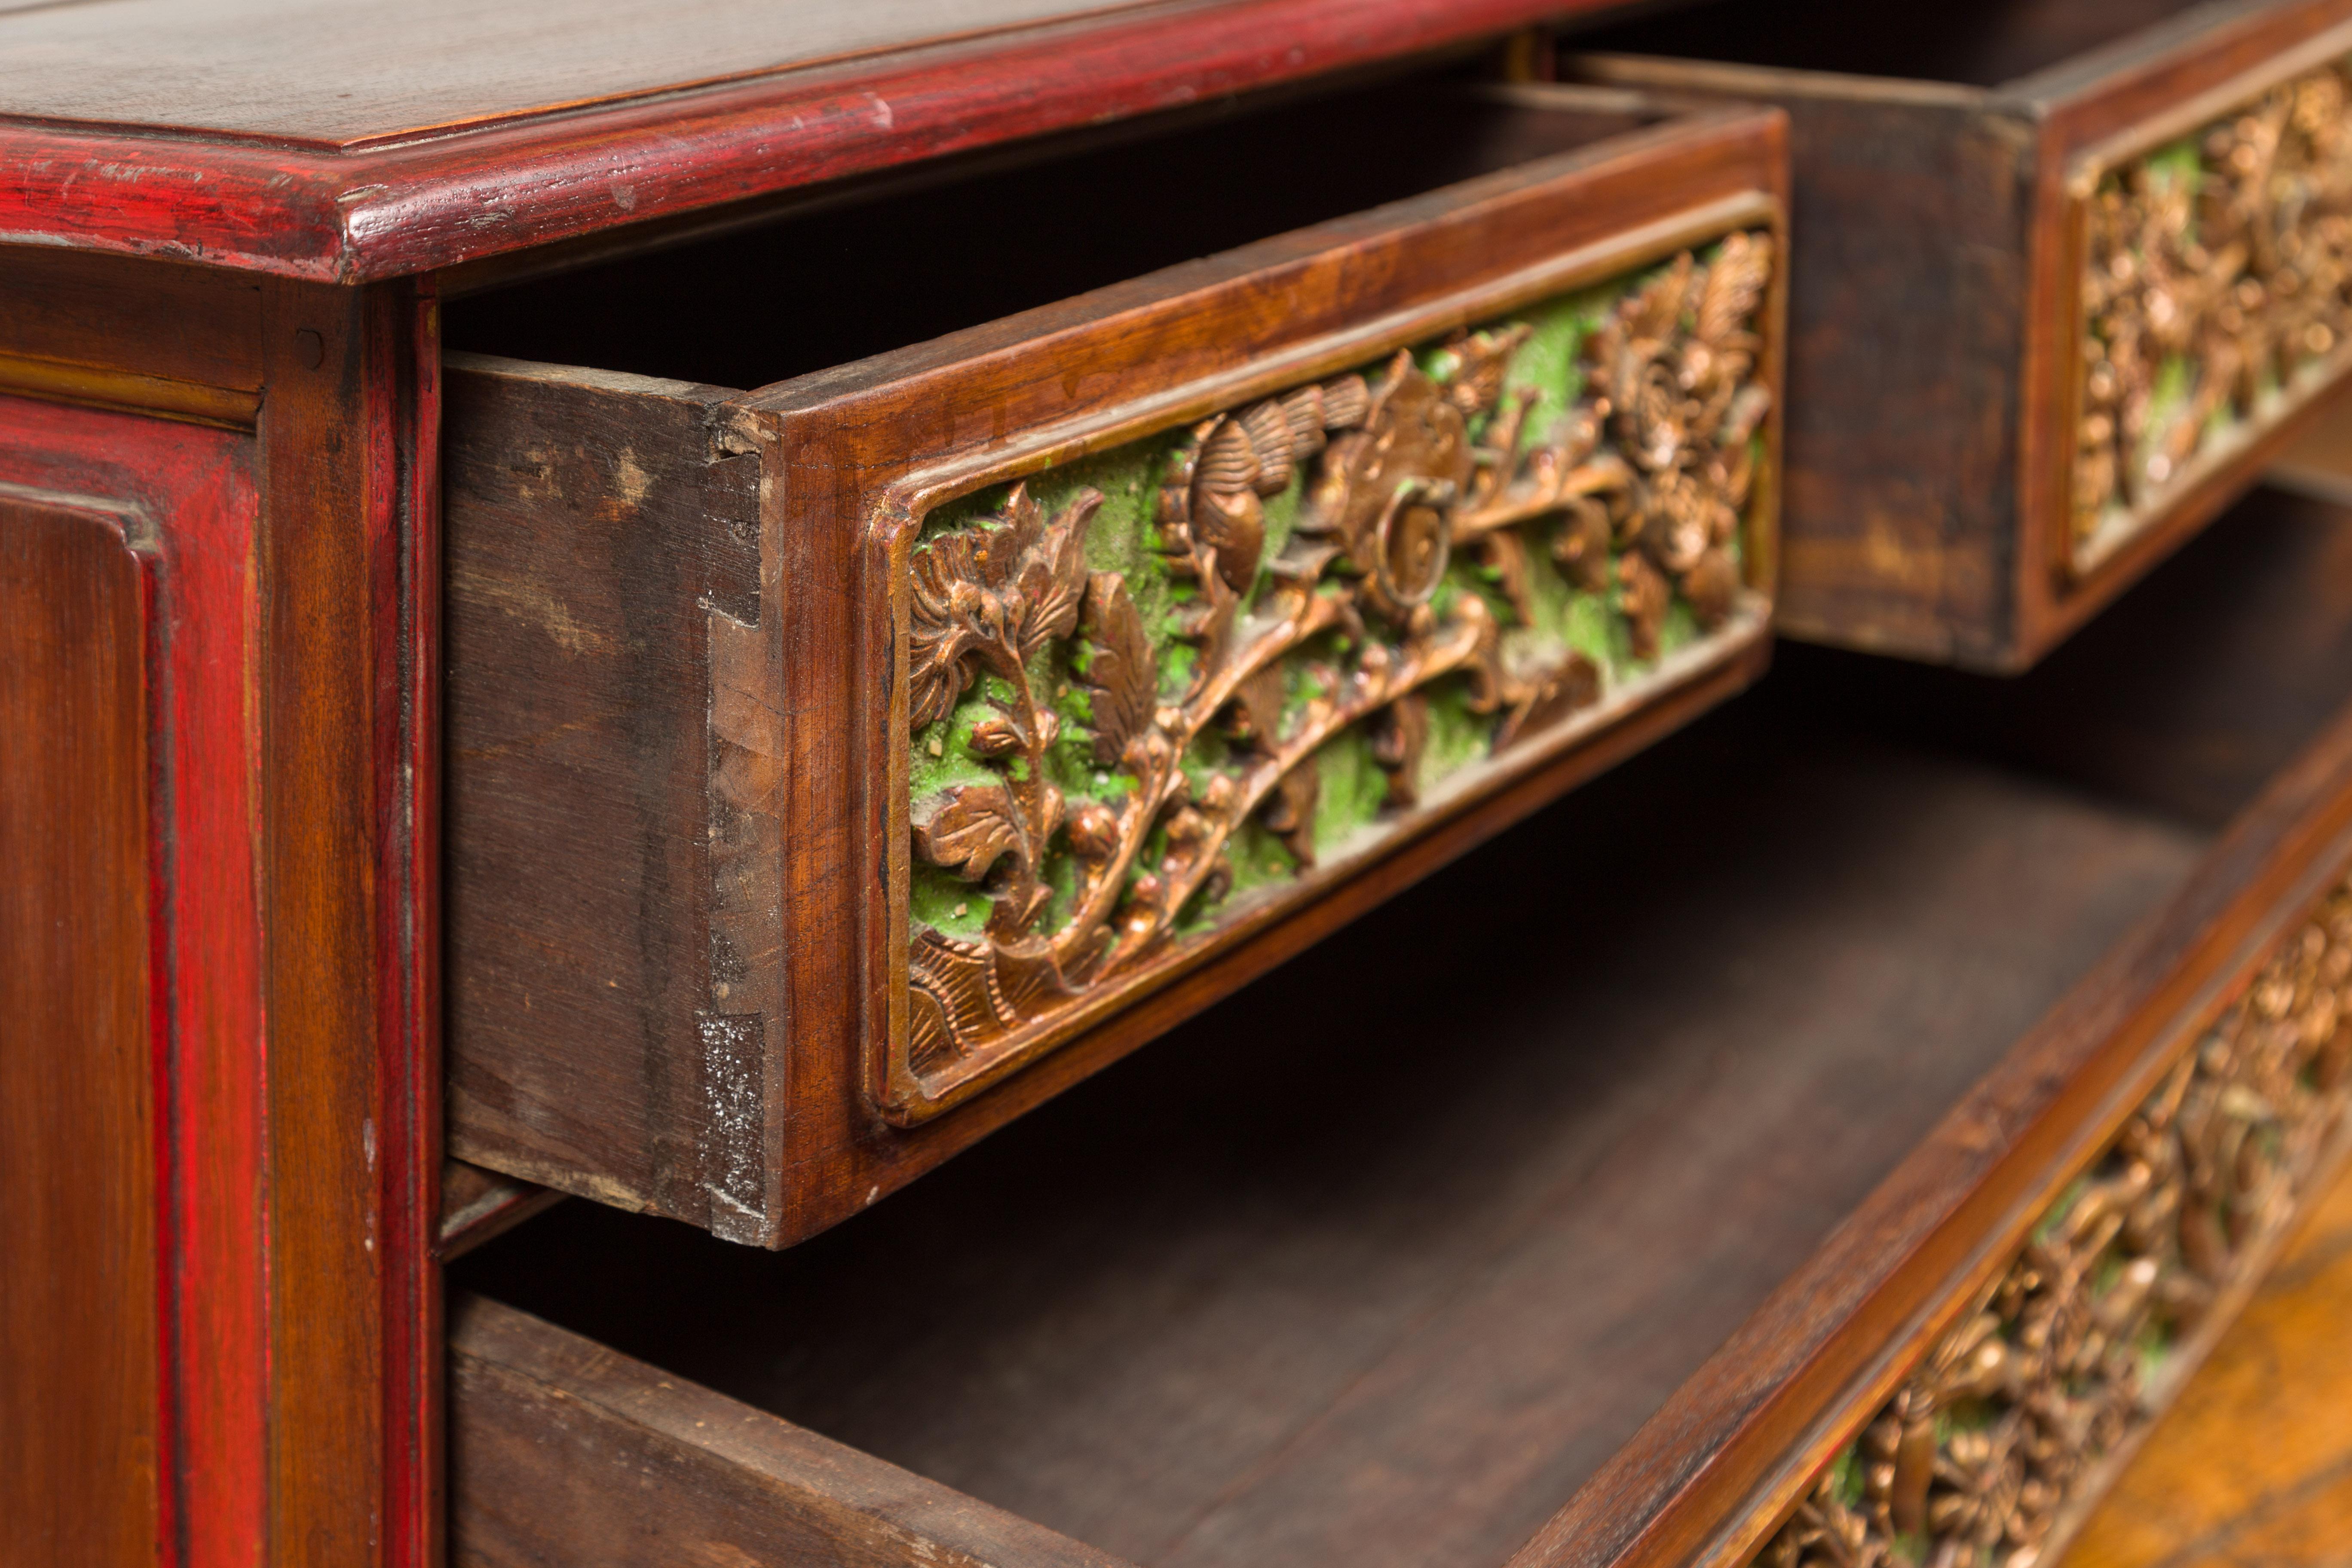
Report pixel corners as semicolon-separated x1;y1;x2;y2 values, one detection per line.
442;77;1671;391
1569;0;2214;86
454;487;2352;1568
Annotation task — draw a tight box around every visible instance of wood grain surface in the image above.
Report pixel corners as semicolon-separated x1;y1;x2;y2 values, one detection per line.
0;385;273;1568
456;703;2205;1568
453;481;2352;1568
441;353;759;1219
1564;0;2352;670
255;276;446;1568
0;0;1173;145
2061;1160;2352;1568
449;1294;1139;1568
0;0;1635;281
0;490;161;1567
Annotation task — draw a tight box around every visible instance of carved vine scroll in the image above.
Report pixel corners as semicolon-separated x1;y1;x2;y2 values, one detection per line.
2074;56;2352;567
895;235;1776;1111
1752;873;2352;1568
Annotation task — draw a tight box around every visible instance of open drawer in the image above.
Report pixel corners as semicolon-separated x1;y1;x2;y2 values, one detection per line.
450;485;2352;1568
442;80;1789;1246
1567;0;2352;671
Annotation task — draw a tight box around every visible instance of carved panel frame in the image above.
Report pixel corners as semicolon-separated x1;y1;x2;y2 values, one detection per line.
867;208;1784;1119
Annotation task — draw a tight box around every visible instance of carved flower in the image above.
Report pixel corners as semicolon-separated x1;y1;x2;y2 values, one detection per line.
1305;351;1471;622
906;484;1099;732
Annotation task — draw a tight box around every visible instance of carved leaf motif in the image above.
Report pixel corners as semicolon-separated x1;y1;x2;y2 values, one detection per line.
1189;417;1268;592
906;546;991;732
1503;650;1602;750
978;483;1046;586
907;485;1102;731
906;930;1002;1070
1694;232;1773;349
1442;325;1533;417
1076;572;1157;769
912;782;1028;885
1626;250;1694;345
1014;488;1099;664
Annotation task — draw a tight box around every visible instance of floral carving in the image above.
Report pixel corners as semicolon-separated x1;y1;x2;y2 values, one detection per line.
1753;875;2352;1568
900;236;1776;1101
2075;58;2352;562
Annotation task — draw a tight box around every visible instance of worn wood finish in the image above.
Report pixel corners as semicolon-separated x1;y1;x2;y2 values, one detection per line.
447;1294;1139;1568
438;1162;561;1262
1567;0;2352;670
442;356;756;1216
0;247;264;404
0;0;1640;283
441;88;1789;1246
455;711;2203;1568
0;251;443;1566
2060;1160;2352;1568
1535;609;2352;1568
449;485;2352;1568
1731;880;2352;1568
0;488;162;1567
0;388;269;1568
256;275;444;1568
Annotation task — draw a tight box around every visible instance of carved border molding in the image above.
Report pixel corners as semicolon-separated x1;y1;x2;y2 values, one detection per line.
1748;870;2352;1568
882;231;1779;1119
2070;54;2352;573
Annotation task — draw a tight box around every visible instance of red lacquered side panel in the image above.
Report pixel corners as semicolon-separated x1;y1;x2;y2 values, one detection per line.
0;489;162;1565
0;397;264;1567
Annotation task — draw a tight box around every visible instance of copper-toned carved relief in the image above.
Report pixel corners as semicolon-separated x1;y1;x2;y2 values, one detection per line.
1753;875;2352;1568
2074;58;2352;568
894;235;1776;1113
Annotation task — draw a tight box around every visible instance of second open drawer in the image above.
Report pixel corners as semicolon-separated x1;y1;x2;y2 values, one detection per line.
1571;0;2352;670
442;80;1790;1246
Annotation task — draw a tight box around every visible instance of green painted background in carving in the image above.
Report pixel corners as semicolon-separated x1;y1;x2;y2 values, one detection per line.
908;251;1739;944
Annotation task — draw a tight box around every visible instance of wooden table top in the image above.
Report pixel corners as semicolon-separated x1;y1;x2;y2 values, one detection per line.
0;0;1626;283
0;0;1166;147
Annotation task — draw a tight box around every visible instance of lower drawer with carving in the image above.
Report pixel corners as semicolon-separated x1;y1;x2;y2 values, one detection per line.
441;78;1790;1246
1567;0;2352;671
449;487;2352;1568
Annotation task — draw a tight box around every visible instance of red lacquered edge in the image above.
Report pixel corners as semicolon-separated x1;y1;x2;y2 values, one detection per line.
0;0;1619;284
390;285;444;1568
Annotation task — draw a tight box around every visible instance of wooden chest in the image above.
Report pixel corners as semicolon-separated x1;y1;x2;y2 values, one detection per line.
441;81;1792;1247
8;3;2352;1564
1569;0;2352;668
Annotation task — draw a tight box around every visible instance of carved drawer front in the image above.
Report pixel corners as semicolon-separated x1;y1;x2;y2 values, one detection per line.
446;489;2352;1568
443;84;1790;1247
1571;0;2352;671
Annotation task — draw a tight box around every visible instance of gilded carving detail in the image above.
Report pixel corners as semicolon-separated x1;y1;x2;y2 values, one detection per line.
1755;876;2352;1568
897;236;1775;1104
2074;58;2352;564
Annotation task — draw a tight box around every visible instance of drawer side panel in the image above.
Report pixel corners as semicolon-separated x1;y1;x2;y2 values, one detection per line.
444;356;759;1222
448;1295;1135;1568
